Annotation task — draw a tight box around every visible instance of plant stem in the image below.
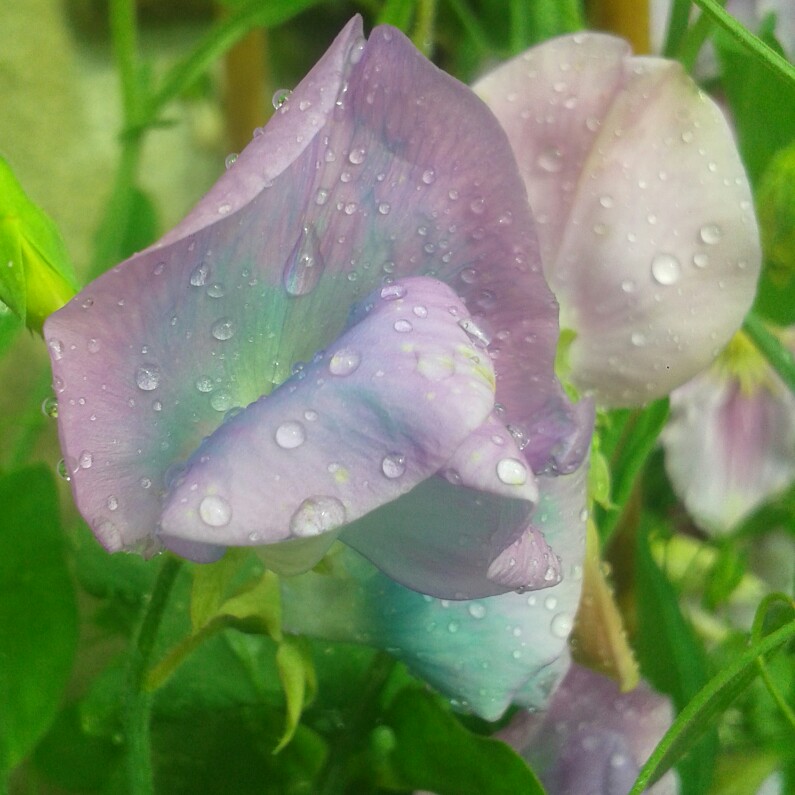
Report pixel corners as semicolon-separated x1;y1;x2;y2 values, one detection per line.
109;0;143;129
412;0;437;57
316;651;396;795
124;555;182;795
743;312;795;396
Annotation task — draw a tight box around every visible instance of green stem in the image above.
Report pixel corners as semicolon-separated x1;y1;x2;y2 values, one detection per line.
124;555;183;795
316;652;396;795
692;0;795;84
412;0;437;57
677;8;717;72
109;0;143;129
743;312;795;396
445;0;499;56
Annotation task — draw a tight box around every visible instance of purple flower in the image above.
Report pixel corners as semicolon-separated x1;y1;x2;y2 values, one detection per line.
44;18;589;599
474;33;760;406
498;663;679;795
662;328;795;533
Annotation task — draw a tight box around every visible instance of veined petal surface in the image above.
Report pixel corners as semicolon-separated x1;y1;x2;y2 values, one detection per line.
45;18;587;591
475;33;760;406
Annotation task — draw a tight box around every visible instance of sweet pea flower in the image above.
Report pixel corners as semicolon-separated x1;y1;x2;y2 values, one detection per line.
44;18;591;600
662;328;795;533
474;33;760;406
498;663;679;795
282;457;588;720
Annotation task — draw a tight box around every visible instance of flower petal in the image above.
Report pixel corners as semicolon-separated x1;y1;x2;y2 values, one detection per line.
475;33;760;405
282;454;589;718
45;19;582;559
159;277;495;563
662;365;795;533
499;663;679;795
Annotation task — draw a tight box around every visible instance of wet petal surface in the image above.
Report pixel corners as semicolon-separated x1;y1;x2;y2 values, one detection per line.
475;33;760;405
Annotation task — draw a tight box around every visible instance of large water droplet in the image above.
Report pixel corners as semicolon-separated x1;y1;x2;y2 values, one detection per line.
328;349;361;376
136;365;161;391
211;318;235;341
199;495;232;527
48;339;64;360
458;318;491;348
78;451;93;469
284;225;325;297
421;168;436;185
699;223;722;245
56;458;70;481
290;496;346;537
275;420;306;449
381;283;406;301
41;396;59;418
195;376;214;393
210;390;234;412
496;458;527;486
272;88;292;109
393;319;413;333
650;252;681;286
348;147;366;164
381;452;406;478
467;603;486;619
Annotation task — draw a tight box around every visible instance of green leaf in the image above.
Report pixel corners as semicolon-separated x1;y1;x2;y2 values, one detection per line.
663;0;698;57
630;617;795;793
635;524;716;795
274;636;316;753
0;467;78;773
376;0;416;30
0;157;78;330
382;688;546;794
595;398;670;542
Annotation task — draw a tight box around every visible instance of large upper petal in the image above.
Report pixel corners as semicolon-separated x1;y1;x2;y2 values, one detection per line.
475;33;760;406
44;19;582;574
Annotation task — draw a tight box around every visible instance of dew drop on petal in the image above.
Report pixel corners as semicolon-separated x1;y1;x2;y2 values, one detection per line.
650;252;681;286
210;390;234;412
393;319;413;333
550;612;573;638
224;153;238;169
189;262;209;287
496;457;527;485
328;349;361;376
135;365;161;391
211;318;235;341
377;202;391;215
537;146;563;173
467;603;486;619
41;396;59;418
381;452;406;478
284;225;325;297
272;88;291;109
107;495;119;511
693;253;709;268
195;376;214;393
48;339;64;360
699;223;722;245
380;283;406;301
421;168;436;184
631;331;646;347
290;496;346;537
199;495;232;527
348;147;366;164
78;451;93;469
56;458;70;481
620;279;636;293
275;420;306;449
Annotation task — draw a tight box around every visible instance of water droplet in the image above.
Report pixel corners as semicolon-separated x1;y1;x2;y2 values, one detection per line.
153;261;166;276
381;452;406;478
107;495;119;511
699;223;722;245
496;458;527;486
224;153;238;169
211;318;235;341
190;262;209;287
380;283;406;301
620;279;636;293
550;612;573;638
469;197;485;215
537;146;563;172
207;283;225;298
377;202;391;215
41;396;59;418
195;376;214;393
284;225;325;296
447;620;460;633
48;338;64;360
329;348;361;376
393;319;413;333
315;188;329;206
199;495;232;527
275;420;306;449
78;451;93;469
693;253;709;268
210;390;233;412
421;168;436;185
631;331;647;347
544;595;558;611
135;365;161;391
348;147;366;164
272;88;291;109
56;458;70;481
458;318;491;348
599;195;614;208
412;305;428;318
349;38;366;64
459;267;478;284
290;496;346;537
468;603;486;619
650;252;681;286
140;476;152;489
